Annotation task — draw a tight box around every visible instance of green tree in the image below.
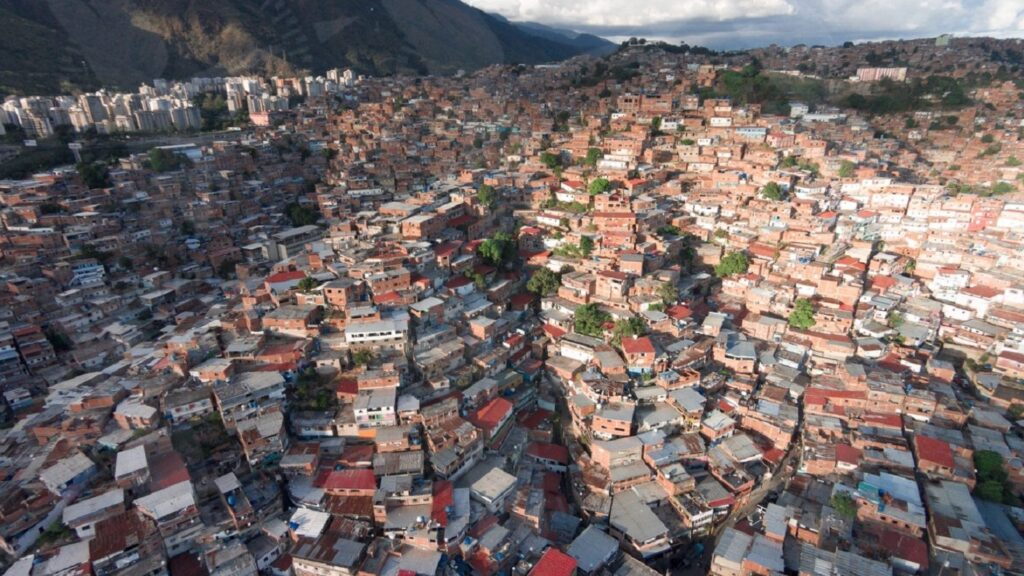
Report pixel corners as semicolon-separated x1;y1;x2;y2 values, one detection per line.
788;298;816;330
217;260;238;279
574;303;611;337
286;202;319;227
579;236;594;257
148;148;188;172
612;316;647;346
297;276;320;292
588;177;610;195
585;147;602;166
715;251;749;277
887;312;904;328
657;225;681;236
77;162;110;189
981;133;995;143
477;184;497;209
352;350;374;366
540;151;561;170
658;282;678;305
478;239;505;267
527;268;561;296
830;493;857;518
838;160;856;178
761;181;784;201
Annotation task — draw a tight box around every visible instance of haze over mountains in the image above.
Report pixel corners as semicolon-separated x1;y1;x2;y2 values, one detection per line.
0;0;615;96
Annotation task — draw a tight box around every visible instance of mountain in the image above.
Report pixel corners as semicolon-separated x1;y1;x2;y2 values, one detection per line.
513;21;617;56
0;0;607;96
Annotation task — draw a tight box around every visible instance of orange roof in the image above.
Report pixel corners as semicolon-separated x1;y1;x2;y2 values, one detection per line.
621;336;655;355
266;270;306;284
469;397;513;431
530;549;577;576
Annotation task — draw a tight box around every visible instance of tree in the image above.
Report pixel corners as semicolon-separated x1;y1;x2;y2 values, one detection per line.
657;225;681;236
788;299;816;330
658;282;678;305
838;160;856;178
761;182;783;201
579;236;594;257
286;202;319;226
981;133;995;143
588;177;610;195
217;260;238;279
478;239;505;267
540;151;561;170
148;148;187;172
77;162;110;189
574;303;611;337
612;316;647;346
477;184;497;209
975;451;1006;483
650;116;663;136
714;252;749;277
297;276;320;293
830;493;857;518
585;147;602;166
887;312;904;328
352;350;374;366
1008;403;1024;420
527;268;561;296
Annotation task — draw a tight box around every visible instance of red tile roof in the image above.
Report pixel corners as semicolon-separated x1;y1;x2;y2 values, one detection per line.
316;469;376;491
915;435;955;469
266;270;306;284
469;397;514;432
530;549;577;576
526;442;569;465
835;444;862;465
621;336;655;355
432;480;453;526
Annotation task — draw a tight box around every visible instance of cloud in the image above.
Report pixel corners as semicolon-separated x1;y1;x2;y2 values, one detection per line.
464;0;1024;47
466;0;795;27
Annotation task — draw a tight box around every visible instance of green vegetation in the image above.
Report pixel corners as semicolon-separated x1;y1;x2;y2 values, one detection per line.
838;160;856;178
574;303;611;337
657;225;681;237
584;147;602;166
542;198;589;214
843;76;970;115
285;202;319;226
761;182;784;201
611;316;647;346
195;92;248;131
588;177;610;195
540;151;561;170
148;148;189;172
657;282;678;305
788;299;816;330
477;184;497;209
44;327;72;353
297;276;320;293
77;161;110;189
715;251;749;278
526;267;561;296
352;350;374;366
974;450;1020;505
887;312;904;328
477;231;516;267
553;236;594;259
830;492;857;518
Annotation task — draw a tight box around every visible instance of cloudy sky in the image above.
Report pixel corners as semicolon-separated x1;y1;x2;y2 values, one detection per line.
464;0;1024;49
